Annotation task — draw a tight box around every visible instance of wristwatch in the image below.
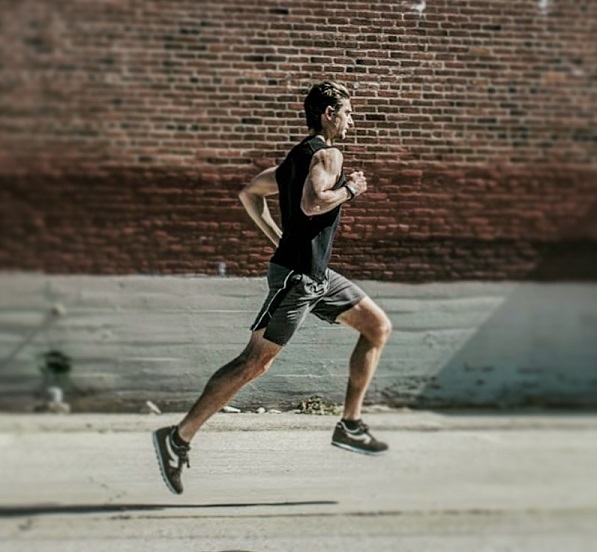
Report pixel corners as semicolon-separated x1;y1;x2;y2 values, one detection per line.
343;183;357;201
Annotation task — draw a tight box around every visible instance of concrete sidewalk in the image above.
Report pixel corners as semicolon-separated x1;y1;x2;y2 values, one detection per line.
1;410;596;551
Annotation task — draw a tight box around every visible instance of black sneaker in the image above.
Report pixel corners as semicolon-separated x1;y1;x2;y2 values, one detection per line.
331;419;388;456
152;426;190;494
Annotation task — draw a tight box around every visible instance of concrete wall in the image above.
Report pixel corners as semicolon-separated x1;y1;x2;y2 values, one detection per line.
1;273;595;411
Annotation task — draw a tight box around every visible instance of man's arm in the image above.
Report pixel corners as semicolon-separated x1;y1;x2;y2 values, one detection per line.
239;166;282;247
300;148;367;217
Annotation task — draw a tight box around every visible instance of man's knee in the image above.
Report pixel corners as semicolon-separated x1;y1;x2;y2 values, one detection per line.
352;311;392;347
338;297;393;346
237;333;282;380
369;312;392;346
232;352;271;383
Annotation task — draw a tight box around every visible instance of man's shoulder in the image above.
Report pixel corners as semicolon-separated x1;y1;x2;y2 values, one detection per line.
282;136;343;172
311;146;343;171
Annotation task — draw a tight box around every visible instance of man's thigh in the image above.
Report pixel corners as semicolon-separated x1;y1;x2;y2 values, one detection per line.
334;295;388;335
251;264;318;346
311;269;368;324
243;328;285;366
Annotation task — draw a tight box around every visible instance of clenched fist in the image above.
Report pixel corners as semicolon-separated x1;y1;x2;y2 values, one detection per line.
346;170;367;197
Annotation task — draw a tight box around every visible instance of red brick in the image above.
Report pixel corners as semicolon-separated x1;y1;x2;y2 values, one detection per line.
0;0;594;282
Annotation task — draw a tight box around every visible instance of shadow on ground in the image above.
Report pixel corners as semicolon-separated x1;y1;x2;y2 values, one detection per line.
0;500;337;518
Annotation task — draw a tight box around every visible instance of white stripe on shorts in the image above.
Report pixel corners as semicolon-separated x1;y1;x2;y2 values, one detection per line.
251;269;295;331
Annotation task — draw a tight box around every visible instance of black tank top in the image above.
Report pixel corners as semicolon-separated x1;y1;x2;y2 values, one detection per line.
271;135;346;282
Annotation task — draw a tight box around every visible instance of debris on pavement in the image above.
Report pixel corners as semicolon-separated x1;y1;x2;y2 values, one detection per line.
297;395;341;415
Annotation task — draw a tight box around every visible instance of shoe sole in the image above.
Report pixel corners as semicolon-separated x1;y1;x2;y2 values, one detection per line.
152;430;182;495
331;440;388;456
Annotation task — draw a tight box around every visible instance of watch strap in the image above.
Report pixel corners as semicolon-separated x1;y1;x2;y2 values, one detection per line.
344;183;357;200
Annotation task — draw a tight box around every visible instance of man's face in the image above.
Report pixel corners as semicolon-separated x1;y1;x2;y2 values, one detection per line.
330;99;354;141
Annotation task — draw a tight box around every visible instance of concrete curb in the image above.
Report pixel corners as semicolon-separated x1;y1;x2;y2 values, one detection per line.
1;410;596;433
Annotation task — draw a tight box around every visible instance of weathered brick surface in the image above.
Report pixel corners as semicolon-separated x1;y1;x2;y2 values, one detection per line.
0;0;595;281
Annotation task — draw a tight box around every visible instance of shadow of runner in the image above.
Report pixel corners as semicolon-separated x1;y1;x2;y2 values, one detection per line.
0;500;338;518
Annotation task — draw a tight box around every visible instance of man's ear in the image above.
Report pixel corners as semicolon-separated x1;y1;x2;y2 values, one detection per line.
324;105;335;121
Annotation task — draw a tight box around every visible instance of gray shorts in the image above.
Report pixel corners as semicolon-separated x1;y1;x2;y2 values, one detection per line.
251;263;367;346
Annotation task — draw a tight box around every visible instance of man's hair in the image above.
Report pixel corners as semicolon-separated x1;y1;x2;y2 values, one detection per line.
304;81;350;131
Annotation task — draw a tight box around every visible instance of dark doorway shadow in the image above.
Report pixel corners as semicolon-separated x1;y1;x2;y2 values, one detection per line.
405;200;597;409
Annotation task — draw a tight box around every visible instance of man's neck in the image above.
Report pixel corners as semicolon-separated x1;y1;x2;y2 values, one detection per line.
309;130;333;146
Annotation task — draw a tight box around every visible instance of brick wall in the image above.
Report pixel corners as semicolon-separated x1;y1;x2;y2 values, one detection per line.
1;0;595;281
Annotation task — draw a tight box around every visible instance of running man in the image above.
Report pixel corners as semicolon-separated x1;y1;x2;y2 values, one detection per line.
153;81;393;494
